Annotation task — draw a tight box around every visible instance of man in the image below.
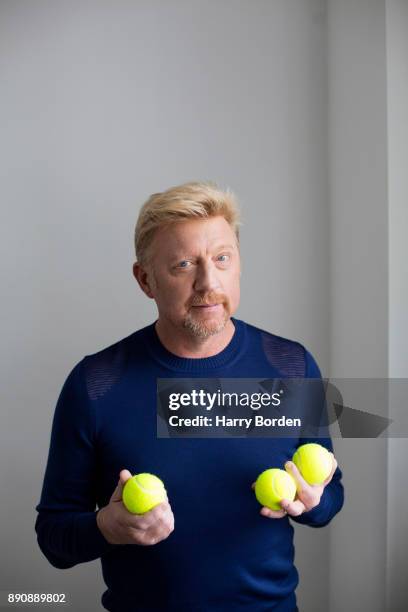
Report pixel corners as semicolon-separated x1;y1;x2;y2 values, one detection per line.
35;181;344;612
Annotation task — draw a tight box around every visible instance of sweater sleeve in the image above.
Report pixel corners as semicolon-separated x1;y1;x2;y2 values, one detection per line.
34;359;113;568
288;349;344;528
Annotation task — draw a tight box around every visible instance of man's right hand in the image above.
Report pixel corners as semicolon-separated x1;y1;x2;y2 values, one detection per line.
96;470;175;546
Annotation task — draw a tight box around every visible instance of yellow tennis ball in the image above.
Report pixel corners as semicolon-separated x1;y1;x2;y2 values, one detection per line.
292;443;332;485
122;473;166;514
254;468;297;511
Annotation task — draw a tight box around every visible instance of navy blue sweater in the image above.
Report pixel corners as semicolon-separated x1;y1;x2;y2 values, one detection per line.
35;318;344;612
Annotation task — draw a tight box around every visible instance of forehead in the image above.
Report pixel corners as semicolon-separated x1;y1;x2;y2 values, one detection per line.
153;216;237;255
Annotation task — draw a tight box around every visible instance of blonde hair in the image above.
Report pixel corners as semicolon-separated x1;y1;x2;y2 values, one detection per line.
134;181;241;267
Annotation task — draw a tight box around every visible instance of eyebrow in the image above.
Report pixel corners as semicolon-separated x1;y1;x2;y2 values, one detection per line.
214;244;235;251
170;244;236;262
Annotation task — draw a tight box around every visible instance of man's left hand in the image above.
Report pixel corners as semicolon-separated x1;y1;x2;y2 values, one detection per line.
251;453;338;519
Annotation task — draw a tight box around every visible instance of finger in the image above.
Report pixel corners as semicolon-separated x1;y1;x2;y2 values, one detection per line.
146;519;174;544
120;469;133;481
260;506;287;519
129;501;170;529
136;520;173;546
137;528;160;546
284;461;308;493
148;501;170;522
251;481;256;490
111;469;133;502
323;453;338;486
280;498;306;517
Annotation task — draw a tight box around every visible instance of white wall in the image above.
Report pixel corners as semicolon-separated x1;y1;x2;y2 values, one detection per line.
327;1;389;611
0;1;331;611
386;0;408;609
2;1;405;610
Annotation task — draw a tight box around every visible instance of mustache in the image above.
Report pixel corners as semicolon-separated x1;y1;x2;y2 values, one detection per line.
188;292;228;307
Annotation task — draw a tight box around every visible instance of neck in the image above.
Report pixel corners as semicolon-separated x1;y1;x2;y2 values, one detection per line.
154;318;236;358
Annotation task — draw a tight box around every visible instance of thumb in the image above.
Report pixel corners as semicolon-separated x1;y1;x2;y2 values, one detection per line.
110;469;133;503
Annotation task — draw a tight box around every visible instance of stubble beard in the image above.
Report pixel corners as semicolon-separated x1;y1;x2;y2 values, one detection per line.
183;291;231;339
183;308;230;339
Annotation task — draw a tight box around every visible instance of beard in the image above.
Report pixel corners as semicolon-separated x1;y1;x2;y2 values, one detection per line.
183;292;230;339
183;308;229;339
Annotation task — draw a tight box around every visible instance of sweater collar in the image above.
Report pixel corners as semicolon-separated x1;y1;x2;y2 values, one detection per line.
143;317;246;372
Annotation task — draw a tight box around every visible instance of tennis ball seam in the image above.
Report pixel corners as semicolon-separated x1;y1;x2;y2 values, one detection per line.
134;475;164;494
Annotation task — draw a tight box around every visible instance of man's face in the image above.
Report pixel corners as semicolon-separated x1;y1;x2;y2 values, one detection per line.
141;215;241;339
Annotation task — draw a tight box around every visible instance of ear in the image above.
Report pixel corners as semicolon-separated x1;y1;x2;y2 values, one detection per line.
132;262;155;299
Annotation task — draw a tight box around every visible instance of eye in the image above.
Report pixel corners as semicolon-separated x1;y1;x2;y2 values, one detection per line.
216;254;230;263
177;260;191;269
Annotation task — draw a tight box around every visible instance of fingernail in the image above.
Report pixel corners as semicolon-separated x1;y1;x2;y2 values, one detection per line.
285;462;292;469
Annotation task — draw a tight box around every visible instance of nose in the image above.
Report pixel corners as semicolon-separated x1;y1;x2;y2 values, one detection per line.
193;259;221;294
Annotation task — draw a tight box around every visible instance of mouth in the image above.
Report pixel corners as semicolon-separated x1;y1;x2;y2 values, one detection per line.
191;304;222;310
